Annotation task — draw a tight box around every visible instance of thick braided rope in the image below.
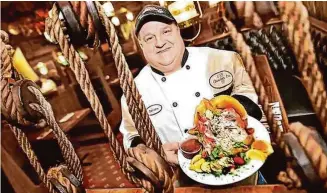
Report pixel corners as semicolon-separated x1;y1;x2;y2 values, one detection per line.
27;86;83;182
1;30;56;193
63;2;160;154
289;122;327;188
1;31;14;78
0;31;30;126
1;32;82;183
72;2;158;152
47;165;78;193
70;1;100;47
127;148;173;193
279;2;327;135
278;141;303;188
223;18;282;144
223;18;306;188
9;125;56;193
94;2;165;157
1;79;31;126
45;4;144;188
277;167;302;189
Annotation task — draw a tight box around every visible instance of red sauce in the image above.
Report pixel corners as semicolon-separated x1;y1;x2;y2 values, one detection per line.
181;139;201;152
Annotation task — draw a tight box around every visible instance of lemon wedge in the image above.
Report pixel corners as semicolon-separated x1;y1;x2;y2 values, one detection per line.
191;154;202;165
246;149;267;161
251;140;274;155
190;158;205;172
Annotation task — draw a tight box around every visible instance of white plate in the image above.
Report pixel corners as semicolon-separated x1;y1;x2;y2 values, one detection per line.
178;116;271;186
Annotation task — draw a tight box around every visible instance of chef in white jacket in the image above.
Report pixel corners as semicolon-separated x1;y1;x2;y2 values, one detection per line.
119;5;262;164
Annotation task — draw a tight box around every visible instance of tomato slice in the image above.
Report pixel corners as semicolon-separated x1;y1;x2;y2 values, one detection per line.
201;151;208;158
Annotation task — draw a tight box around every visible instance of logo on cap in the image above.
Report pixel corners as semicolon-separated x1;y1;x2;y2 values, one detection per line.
143;6;164;14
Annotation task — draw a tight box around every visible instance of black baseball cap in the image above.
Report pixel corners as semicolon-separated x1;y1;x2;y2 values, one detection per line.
135;5;177;36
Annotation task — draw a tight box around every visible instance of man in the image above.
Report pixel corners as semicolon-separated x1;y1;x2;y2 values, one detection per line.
119;5;262;165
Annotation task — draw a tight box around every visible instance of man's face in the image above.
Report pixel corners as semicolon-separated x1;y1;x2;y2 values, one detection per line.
138;21;185;74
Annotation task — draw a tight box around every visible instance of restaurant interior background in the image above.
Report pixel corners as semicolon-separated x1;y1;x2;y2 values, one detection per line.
1;1;327;193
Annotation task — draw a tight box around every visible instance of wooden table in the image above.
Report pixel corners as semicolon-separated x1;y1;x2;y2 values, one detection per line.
27;108;91;141
85;185;306;193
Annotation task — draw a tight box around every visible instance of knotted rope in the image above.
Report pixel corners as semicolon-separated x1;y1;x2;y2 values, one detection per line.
44;4;153;191
127;145;173;193
1;31;31;126
48;167;78;193
0;30;55;193
1;31;83;182
278;1;327;136
47;165;88;193
27;85;83;182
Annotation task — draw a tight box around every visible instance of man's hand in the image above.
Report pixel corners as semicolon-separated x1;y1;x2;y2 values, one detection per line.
163;142;179;165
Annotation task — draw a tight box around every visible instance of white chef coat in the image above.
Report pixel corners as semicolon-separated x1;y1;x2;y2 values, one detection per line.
119;47;258;149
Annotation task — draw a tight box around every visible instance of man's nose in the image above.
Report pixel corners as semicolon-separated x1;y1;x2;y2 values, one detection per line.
155;36;166;48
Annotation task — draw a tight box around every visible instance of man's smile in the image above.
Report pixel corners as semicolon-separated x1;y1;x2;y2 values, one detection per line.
157;47;171;54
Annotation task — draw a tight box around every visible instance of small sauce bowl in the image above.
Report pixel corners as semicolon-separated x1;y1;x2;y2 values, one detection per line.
180;138;202;159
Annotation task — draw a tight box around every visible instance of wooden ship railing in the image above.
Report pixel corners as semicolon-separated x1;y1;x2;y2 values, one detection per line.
1;1;326;193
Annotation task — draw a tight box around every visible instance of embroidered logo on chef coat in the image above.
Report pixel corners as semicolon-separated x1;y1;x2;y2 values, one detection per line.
209;70;233;89
147;104;162;116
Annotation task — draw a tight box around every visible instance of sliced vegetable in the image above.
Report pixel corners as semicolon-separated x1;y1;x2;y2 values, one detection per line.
201;151;208;159
200;162;211;173
243;135;254;145
210;161;222;172
233;156;245;165
191;154;202;165
232;147;244;155
233;142;246;148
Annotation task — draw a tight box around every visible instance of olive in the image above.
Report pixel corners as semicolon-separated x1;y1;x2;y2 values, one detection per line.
222;167;230;175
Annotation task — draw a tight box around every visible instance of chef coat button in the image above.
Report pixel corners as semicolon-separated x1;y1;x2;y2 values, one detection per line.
195;92;200;97
172;102;178;107
161;77;166;82
186;65;190;70
184;129;188;133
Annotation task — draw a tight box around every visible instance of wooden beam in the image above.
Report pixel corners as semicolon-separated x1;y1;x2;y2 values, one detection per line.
310;16;327;34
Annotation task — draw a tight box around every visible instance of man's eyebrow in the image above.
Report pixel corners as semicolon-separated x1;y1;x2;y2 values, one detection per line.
142;33;154;39
162;26;172;30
